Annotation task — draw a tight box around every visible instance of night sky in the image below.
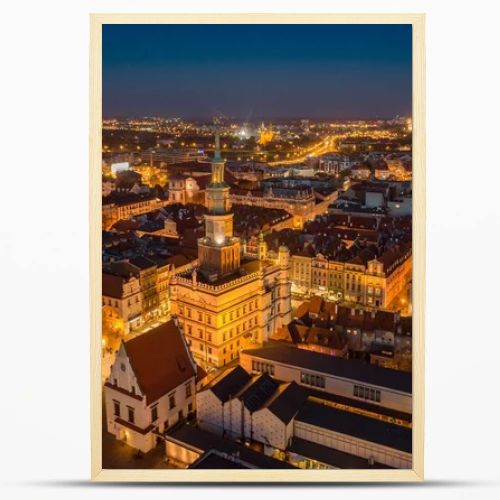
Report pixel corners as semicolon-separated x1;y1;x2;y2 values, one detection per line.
103;24;412;120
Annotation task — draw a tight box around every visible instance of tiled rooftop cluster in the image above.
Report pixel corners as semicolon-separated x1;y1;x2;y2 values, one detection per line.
102;230;197;266
112;203;204;236
264;211;411;264
231;204;292;238
273;296;412;367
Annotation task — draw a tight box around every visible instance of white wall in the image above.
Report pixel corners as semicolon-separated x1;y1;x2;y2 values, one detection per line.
196;389;224;435
165;440;201;466
104;344;195;451
252;409;291;450
294;420;411;469
240;353;412;413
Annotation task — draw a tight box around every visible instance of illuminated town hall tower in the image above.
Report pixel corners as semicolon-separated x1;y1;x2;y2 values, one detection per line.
198;128;241;278
170;128;292;370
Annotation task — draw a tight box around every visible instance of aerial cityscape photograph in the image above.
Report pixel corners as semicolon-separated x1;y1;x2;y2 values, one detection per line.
100;23;414;471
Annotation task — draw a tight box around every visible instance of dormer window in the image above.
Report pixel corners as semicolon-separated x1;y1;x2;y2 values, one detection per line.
120;363;126;372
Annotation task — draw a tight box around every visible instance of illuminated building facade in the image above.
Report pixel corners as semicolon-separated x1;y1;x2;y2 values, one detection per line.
168;174;205;204
102;263;143;334
290;244;412;309
102;195;169;230
102;257;173;335
258;122;274;145
231;187;337;229
104;320;197;453
170;130;292;369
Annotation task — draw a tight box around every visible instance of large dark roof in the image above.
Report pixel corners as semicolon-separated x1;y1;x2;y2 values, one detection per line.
166;424;296;469
103;261;140;279
124;320;196;405
296;401;412;454
129;256;157;270
210;366;252;403
238;373;279;412
289;437;393;469
242;345;412;394
206;368;306;422
265;382;308;424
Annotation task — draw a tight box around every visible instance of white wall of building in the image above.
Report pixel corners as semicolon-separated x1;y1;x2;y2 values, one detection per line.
104;344;196;452
294;420;411;469
196;389;224;435
252;408;292;450
240;352;411;414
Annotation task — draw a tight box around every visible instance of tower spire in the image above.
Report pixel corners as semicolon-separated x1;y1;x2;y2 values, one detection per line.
213;117;222;161
214;127;221;160
210;119;225;186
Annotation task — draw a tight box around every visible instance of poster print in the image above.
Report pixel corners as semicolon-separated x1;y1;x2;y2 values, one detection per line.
90;14;425;482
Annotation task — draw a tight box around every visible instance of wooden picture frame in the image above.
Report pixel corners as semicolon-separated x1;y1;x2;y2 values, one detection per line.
90;13;425;482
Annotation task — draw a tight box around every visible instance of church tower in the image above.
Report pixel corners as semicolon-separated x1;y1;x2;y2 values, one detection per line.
198;125;241;278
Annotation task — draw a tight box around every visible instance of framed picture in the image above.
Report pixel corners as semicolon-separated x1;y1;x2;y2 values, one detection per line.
90;13;425;482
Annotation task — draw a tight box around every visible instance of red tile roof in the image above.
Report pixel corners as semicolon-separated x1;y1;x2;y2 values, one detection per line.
124;320;196;405
309;296;322;315
102;273;126;299
377;243;412;276
336;306;399;332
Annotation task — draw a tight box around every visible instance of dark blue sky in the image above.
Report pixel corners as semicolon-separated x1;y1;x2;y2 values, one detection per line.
103;24;412;119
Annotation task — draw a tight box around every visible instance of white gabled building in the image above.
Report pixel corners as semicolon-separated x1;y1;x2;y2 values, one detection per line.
104;319;197;452
196;365;252;437
196;366;307;451
251;382;307;451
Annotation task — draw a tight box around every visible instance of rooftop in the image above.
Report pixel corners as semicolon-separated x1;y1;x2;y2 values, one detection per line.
166;424;296;469
303;386;412;423
209;365;252;403
237;373;279;412
242;345;412;394
123;320;196;405
296;401;412;454
263;381;308;424
289;437;393;469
